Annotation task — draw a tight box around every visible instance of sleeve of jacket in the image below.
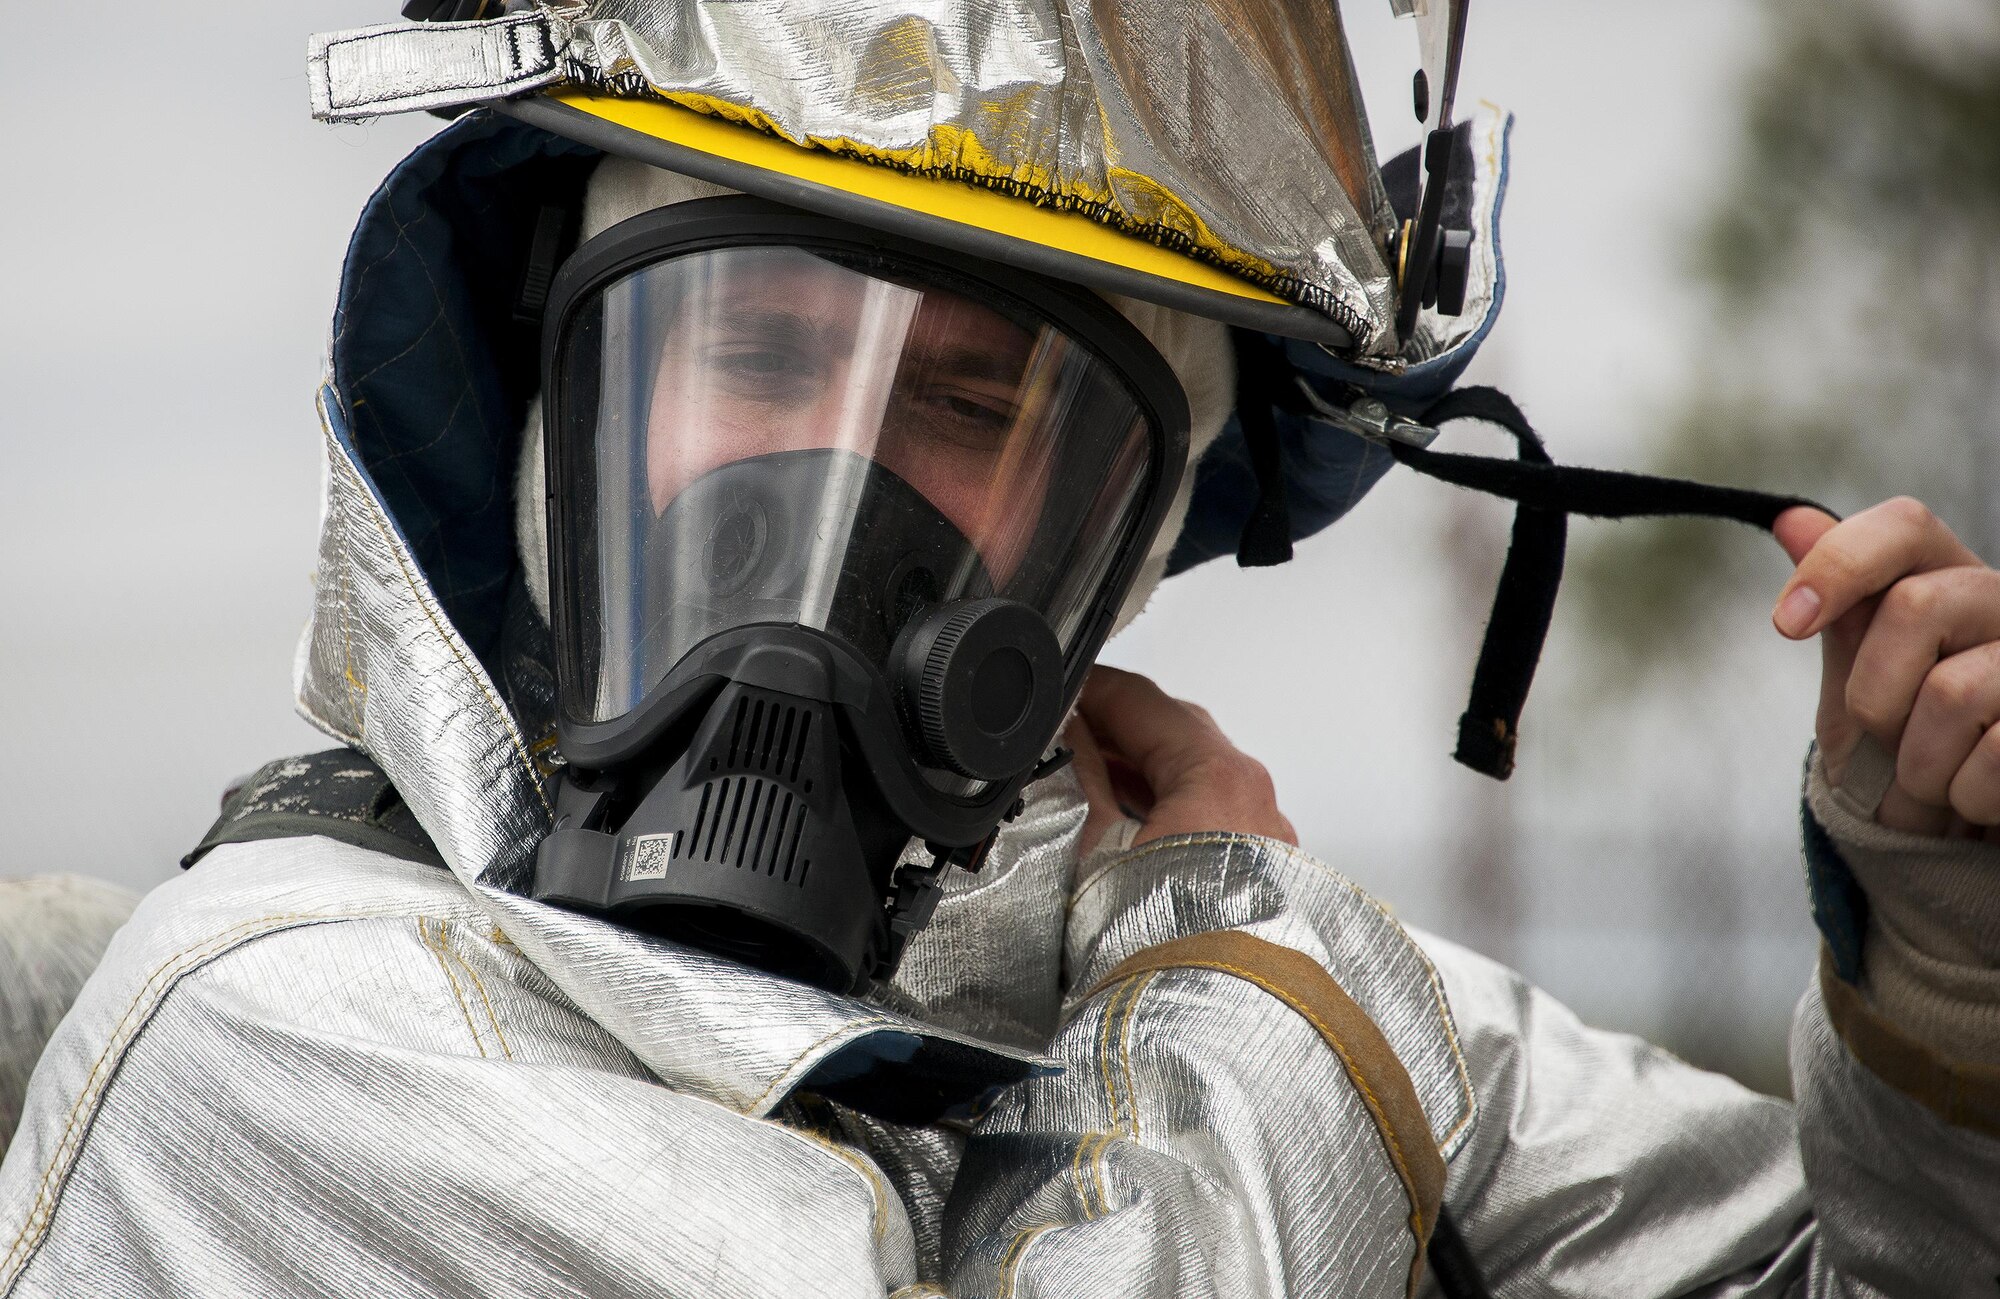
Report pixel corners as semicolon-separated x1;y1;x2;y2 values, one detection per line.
1792;745;2000;1293
938;833;1818;1299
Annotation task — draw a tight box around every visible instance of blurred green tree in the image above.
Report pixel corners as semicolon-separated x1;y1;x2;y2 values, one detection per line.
1571;0;2000;679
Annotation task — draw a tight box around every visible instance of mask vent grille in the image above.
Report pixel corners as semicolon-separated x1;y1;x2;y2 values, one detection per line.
686;775;811;886
711;695;815;791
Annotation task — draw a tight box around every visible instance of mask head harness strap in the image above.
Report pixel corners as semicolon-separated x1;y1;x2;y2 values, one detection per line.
1237;334;1830;780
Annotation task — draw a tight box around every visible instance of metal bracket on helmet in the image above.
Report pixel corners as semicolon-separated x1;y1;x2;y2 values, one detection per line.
1290;379;1441;450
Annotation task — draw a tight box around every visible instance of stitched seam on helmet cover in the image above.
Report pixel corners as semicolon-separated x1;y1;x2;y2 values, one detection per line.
417;916;488;1058
303;404;366;747
324;405;370;740
0;909;413;1288
1069;831;1476;1149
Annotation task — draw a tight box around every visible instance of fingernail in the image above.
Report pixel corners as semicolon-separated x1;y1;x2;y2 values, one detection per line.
1774;584;1821;637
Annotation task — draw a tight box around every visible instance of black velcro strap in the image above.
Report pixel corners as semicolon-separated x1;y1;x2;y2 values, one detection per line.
182;749;444;870
1233;331;1296;567
1394;386;1827;779
1406;388;1563;778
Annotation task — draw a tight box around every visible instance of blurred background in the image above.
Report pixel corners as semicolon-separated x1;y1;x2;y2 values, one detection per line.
3;0;1993;1095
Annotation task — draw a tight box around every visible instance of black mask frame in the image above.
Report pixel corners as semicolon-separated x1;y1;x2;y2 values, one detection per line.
534;195;1191;989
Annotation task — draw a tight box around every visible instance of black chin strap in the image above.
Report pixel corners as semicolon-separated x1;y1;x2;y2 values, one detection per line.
1242;367;1828;780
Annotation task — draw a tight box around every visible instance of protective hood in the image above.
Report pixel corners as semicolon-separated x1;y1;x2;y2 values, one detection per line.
297;109;1079;1106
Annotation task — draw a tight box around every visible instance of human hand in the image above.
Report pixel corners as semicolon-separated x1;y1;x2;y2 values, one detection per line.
1773;498;2000;839
1065;665;1297;857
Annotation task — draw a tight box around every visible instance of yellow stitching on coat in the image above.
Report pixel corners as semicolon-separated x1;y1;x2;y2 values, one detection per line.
1117;974;1145;1143
346;436;553;819
1010;976;1155;1298
417;917;487;1058
790;1129;893;1247
1085;978;1126;1213
1073;974;1151;1219
1119;960;1433;1248
996;1223;1056;1299
435;919;515;1060
460;956;515;1060
746;1017;898;1113
1069;832;1478;1145
0;908;408;1283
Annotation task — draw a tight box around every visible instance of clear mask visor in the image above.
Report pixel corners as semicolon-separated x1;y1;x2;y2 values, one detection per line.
553;245;1162;727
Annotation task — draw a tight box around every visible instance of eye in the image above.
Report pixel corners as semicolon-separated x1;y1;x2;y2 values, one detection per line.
704;344;820;400
922;385;1018;432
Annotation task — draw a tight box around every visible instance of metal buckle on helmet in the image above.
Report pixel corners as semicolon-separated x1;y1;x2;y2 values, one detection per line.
1291;378;1441;450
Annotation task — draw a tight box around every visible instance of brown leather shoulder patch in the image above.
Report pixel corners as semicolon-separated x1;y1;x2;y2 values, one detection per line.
1084;929;1445;1297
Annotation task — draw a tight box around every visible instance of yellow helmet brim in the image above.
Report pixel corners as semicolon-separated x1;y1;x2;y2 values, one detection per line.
501;92;1354;348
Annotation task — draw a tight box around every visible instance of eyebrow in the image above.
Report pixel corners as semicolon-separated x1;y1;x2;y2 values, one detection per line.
916;345;1029;388
720;312;1030;387
721;311;838;352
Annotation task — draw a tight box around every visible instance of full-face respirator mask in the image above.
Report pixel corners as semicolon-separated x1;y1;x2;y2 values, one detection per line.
532;196;1190;993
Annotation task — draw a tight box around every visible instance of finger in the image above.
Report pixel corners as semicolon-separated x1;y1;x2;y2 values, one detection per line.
1874;781;1957;837
1844;568;2000;751
1077;666;1232;795
1815;604;1870;783
1062;712;1123;858
1772;506;1839;566
1893;641;2000;808
1946;722;2000;826
1105;753;1155;819
1773;498;1980;639
1133;749;1292;846
1775;512;1871;778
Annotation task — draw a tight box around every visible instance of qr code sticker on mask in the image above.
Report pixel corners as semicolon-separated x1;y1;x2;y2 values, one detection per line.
621;833;680;882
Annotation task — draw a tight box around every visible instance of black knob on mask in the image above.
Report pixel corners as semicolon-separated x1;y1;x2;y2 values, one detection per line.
897;598;1062;782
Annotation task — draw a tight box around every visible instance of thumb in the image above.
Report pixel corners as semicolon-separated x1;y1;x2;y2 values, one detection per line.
1773;505;1839;567
1062;712;1123;858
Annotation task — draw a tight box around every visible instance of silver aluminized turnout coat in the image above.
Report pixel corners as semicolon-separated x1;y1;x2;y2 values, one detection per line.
3;109;1997;1298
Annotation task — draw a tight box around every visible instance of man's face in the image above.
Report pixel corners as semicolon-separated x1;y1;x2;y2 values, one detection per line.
643;249;1059;581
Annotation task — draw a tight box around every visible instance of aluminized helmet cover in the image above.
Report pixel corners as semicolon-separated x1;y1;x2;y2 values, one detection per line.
543;196;1190;764
309;0;1476;358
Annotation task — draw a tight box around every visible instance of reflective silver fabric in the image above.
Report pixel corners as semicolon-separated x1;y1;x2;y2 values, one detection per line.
0;877;137;1156
1791;978;2000;1295
296;387;554;895
1416;932;1817;1297
309;1;1404;352
1065;834;1478;1157
0;842;923;1296
0;798;1986;1295
874;772;1083;1054
6;339;1994;1295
